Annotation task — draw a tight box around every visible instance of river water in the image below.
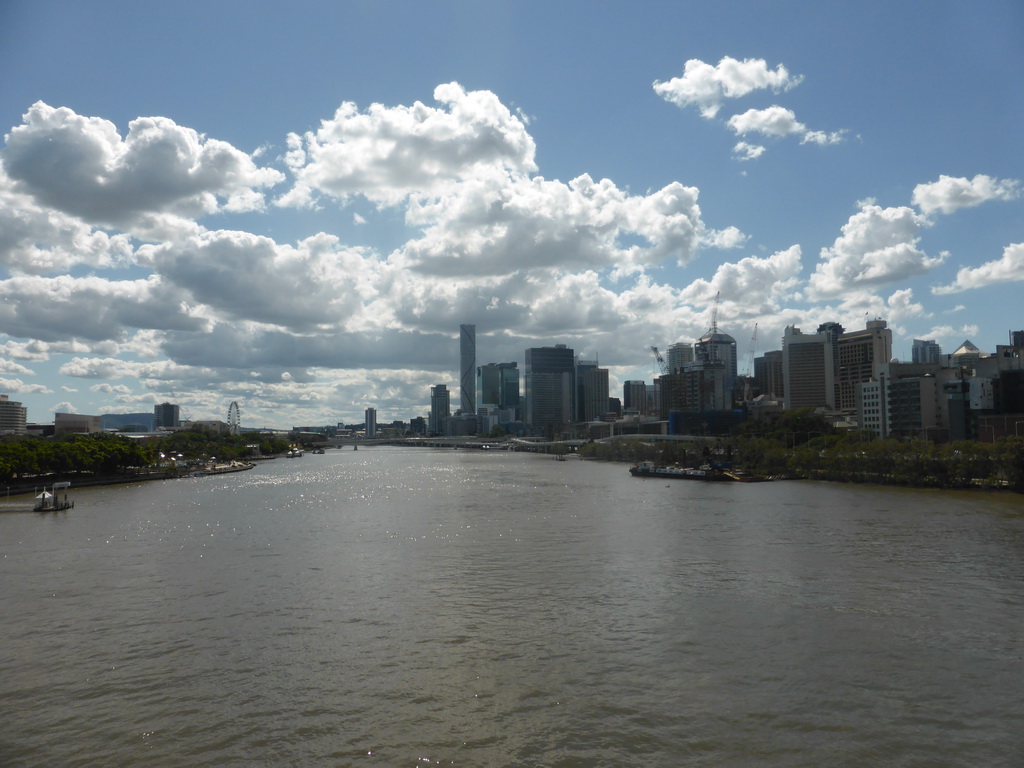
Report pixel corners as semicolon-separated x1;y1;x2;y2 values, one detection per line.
1;447;1022;767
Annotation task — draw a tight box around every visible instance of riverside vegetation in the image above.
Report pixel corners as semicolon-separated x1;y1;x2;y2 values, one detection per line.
0;430;292;489
577;409;1024;492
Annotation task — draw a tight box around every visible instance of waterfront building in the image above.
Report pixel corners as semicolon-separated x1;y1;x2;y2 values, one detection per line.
659;360;728;416
365;407;377;438
460;324;476;415
837;320;892;413
54;412;101;435
184;420;230;435
857;362;955;440
783;326;836;410
782;319;891;415
154;402;180;429
429;385;451;435
476;404;500;434
525;344;575;432
99;412;156;432
450;412;478;436
0;395;28;434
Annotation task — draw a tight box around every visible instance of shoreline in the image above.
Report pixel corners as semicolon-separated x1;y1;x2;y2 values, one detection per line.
0;461;257;507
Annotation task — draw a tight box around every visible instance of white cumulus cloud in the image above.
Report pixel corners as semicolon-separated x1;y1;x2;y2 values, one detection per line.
653;57;803;118
932;242;1024;294
281;82;537;207
139;230;382;331
912;174;1020;216
2;102;283;234
678;246;804;314
808;204;945;299
728;106;845;147
733;141;766;161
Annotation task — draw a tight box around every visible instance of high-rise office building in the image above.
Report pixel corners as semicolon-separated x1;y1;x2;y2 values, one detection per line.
154;402;180;429
575;355;599;421
754;350;784;398
364;407;377;438
429;385;451;435
783;326;836;410
579;366;610;421
478;362;520;419
912;339;942;365
837;320;891;413
525;344;575;431
782;320;892;413
695;325;737;406
623;380;648;414
460;324;476;415
659;361;728;416
667;342;694;373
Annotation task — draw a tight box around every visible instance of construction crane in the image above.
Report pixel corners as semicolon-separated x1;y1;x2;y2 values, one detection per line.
742;323;758;378
651;346;668;375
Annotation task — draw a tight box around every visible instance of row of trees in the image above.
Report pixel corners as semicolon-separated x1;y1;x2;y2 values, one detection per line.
577;409;1024;492
0;430;293;484
0;432;153;481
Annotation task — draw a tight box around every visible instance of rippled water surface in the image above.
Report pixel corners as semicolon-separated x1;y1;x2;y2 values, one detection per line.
2;448;1023;766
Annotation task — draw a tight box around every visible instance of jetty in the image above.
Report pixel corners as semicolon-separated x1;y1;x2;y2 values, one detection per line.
34;482;74;512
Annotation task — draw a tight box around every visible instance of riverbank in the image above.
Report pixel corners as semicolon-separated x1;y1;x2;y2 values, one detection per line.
0;461;257;505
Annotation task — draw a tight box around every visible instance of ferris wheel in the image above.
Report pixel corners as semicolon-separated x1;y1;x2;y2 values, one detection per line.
227;401;241;435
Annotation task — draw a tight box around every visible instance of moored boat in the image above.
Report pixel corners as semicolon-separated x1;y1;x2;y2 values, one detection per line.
629;460;771;482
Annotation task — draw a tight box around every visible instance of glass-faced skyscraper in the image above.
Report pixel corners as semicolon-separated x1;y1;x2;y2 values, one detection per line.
429;384;451;435
525;344;575;431
478;362;520;419
460;324;476;415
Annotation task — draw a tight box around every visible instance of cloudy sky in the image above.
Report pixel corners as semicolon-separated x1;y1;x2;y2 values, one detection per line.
1;1;1022;428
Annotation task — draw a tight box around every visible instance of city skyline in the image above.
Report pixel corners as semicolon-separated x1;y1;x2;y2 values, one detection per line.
1;2;1022;427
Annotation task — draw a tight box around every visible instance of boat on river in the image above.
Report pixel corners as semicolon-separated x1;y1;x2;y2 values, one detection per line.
629;460;771;482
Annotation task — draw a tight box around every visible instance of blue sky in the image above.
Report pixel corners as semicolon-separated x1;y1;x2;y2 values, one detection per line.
1;1;1022;427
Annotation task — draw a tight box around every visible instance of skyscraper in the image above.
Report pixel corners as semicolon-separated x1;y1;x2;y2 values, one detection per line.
460;324;476;415
782;326;836;410
623;380;648;414
667;342;694;373
478;362;520;419
575;355;599;421
579;366;610;421
525;344;575;431
695;325;737;406
836;320;891;413
364;407;377;438
754;350;784;398
429;385;450;435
